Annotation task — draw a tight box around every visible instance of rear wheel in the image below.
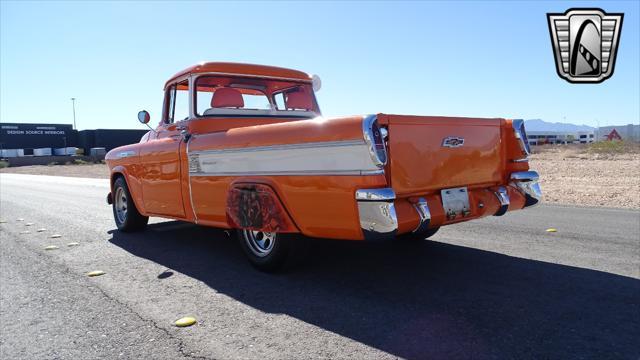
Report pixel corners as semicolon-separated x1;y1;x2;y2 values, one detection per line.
237;229;292;272
112;176;148;232
396;226;440;242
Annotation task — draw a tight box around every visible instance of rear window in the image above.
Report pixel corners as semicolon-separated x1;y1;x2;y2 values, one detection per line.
194;75;318;117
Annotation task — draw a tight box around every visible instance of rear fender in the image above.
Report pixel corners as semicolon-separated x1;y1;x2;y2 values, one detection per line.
226;182;298;233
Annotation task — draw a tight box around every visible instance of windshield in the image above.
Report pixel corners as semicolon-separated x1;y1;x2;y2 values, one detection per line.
194;75;319;117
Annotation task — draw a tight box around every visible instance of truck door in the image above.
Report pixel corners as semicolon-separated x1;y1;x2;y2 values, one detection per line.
139;80;188;218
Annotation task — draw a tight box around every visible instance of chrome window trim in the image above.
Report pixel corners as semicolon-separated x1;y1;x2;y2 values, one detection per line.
192;72;312;84
190;73;320;118
189;75;196;119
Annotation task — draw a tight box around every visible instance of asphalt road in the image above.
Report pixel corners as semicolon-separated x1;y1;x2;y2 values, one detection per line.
0;173;638;359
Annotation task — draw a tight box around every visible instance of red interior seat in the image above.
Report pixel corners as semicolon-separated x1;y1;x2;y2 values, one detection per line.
211;88;244;108
285;91;313;111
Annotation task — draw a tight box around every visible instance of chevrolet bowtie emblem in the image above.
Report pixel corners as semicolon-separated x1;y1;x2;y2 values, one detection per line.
442;137;464;148
547;8;624;83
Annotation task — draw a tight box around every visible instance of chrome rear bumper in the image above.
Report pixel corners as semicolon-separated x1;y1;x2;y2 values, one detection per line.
356;172;540;240
510;171;542;207
355;188;398;241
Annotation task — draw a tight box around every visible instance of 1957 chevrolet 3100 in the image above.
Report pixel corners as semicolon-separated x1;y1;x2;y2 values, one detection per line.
106;62;541;271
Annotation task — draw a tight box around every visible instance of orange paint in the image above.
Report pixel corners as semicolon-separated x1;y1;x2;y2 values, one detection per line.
106;62;538;241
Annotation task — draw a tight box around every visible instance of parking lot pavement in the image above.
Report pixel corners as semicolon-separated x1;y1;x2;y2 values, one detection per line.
1;174;639;359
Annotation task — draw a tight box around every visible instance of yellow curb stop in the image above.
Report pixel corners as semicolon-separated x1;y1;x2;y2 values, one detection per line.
87;270;106;277
44;245;59;250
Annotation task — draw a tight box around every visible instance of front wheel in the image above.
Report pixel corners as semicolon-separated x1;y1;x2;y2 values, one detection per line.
237;230;292;272
112;176;148;232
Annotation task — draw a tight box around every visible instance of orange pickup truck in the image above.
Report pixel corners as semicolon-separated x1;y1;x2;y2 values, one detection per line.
106;62;541;271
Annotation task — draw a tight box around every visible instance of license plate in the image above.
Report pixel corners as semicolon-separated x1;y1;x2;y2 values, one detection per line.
441;187;471;218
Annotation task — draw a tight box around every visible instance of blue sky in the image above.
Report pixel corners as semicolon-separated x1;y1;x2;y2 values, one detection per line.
1;1;638;130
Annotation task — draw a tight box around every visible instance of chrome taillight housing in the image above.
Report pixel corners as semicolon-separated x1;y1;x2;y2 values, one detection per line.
512;119;531;156
363;115;388;168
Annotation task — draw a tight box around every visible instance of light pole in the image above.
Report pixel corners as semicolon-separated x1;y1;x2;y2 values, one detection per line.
70;98;77;130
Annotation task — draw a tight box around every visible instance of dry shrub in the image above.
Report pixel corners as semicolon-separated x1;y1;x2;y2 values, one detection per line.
586;141;640;155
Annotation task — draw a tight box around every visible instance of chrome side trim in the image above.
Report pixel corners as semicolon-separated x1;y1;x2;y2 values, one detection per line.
356;187;398;241
190;169;384;177
493;186;510;216
191;139;364;156
510;171;542;208
412;198;432;233
189;139;380;176
355;188;396;201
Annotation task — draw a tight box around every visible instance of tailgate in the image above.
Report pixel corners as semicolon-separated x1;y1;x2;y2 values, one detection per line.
385;115;503;196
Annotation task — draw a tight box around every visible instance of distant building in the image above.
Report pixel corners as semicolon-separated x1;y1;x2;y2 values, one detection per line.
0;122;147;157
527;130;595;145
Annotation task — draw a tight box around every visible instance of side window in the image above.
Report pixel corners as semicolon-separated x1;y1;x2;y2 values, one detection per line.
273;92;286;110
165;85;176;124
166;80;190;124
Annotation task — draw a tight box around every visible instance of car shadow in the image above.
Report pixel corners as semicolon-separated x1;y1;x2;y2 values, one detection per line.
108;221;640;359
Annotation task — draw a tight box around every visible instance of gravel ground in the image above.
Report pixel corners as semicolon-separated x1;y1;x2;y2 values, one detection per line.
529;145;640;209
2;145;639;209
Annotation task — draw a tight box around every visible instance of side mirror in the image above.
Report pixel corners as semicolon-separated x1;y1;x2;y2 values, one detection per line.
138;110;150;124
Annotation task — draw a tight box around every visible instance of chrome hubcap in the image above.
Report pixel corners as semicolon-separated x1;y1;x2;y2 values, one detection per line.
243;230;276;257
114;187;128;224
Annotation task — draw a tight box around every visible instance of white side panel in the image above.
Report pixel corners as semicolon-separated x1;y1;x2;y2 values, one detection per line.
189;140;381;176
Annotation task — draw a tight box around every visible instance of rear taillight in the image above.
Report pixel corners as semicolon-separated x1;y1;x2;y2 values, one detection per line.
512;119;531;156
363;115;388;168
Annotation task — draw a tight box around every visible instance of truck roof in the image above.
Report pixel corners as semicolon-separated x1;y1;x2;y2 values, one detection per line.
165;62;312;89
